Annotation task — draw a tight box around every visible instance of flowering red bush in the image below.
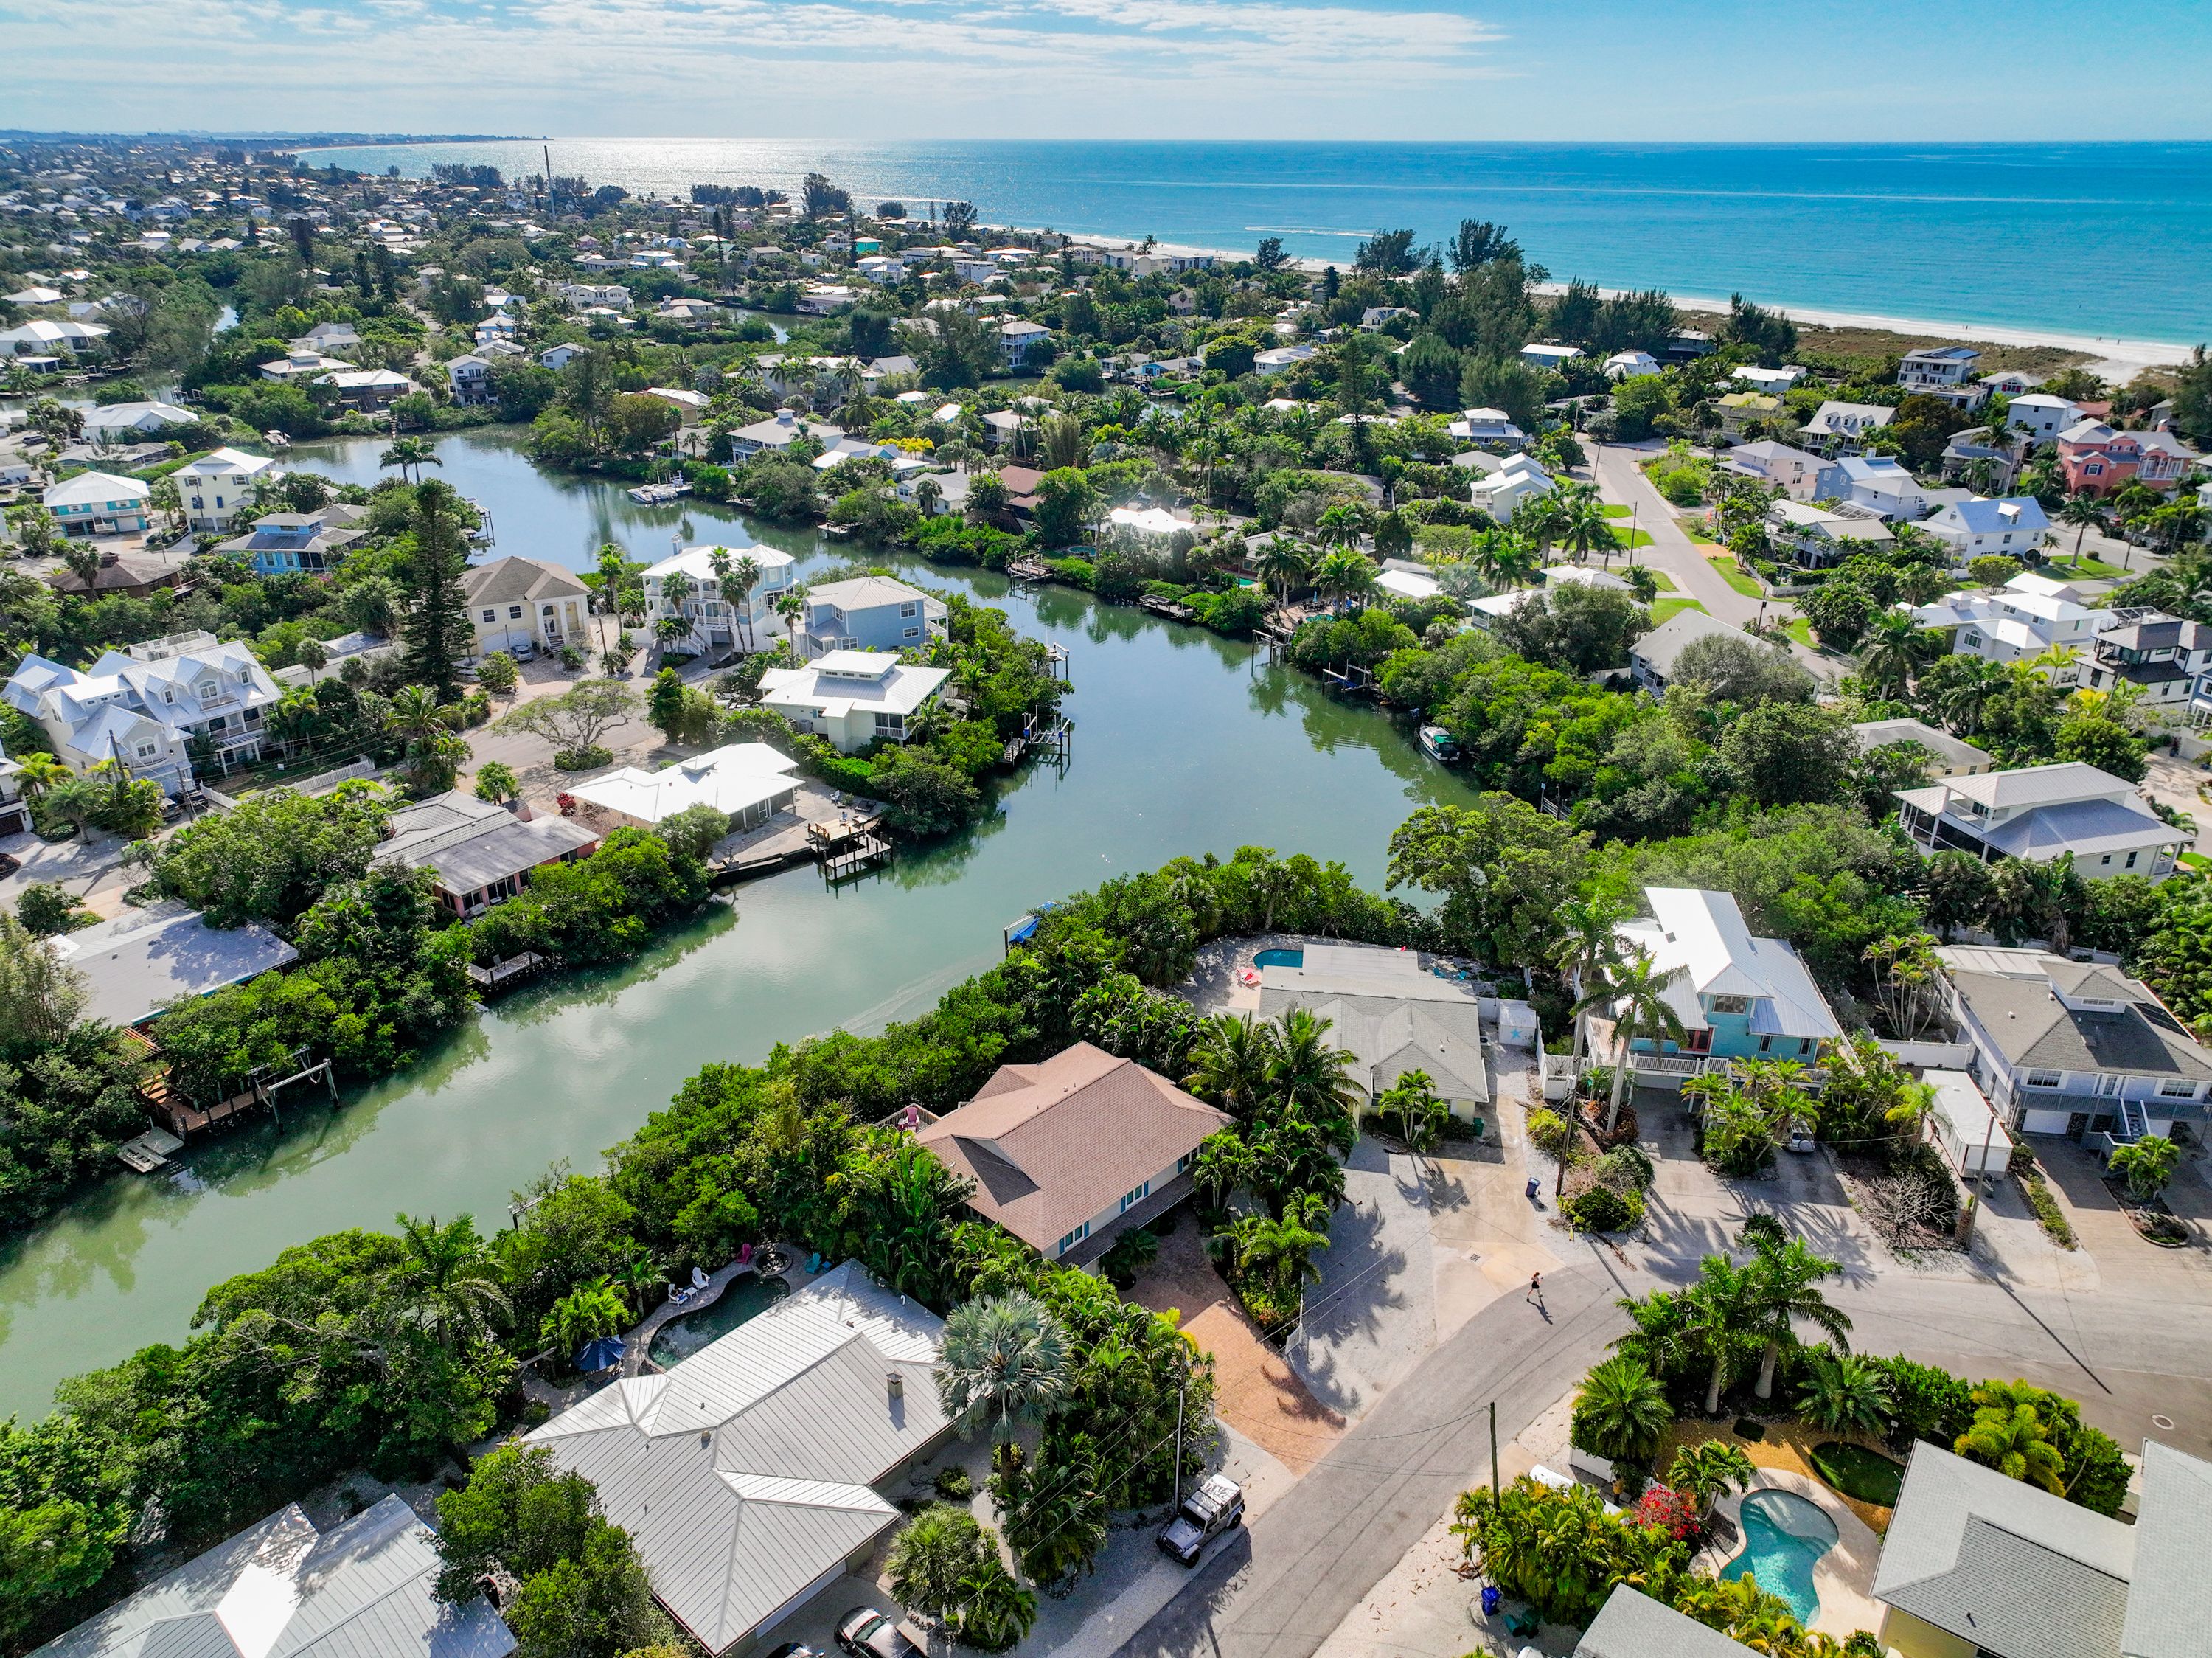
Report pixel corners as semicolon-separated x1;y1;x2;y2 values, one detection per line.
1634;1484;1700;1540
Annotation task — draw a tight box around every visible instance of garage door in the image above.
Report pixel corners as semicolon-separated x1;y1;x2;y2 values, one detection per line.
2019;1109;2071;1136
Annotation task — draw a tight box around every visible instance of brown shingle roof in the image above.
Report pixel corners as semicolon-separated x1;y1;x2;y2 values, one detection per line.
917;1043;1230;1252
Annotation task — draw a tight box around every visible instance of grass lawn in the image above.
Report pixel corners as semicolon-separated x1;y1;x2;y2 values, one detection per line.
2182;850;2212;873
1650;597;1708;624
1637;567;1677;592
1661;1419;1897;1534
1601;503;1632;518
1782;617;1816;648
1811;1441;1907;1508
1707;554;1767;598
1683;521;1719;544
1613;529;1654;550
2045;554;2131;580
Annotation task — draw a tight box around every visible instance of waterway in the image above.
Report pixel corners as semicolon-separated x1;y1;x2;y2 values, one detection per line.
0;427;1476;1420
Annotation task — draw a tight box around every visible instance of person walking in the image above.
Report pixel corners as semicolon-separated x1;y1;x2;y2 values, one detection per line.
1527;1272;1544;1310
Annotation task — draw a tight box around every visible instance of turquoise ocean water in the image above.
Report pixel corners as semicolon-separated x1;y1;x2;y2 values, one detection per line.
298;139;2212;344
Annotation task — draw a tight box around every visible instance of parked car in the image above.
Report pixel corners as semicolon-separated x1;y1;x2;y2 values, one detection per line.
765;1644;821;1658
836;1609;920;1658
1158;1474;1244;1564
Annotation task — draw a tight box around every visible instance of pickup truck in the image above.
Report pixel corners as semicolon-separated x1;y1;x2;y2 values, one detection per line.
1157;1474;1244;1564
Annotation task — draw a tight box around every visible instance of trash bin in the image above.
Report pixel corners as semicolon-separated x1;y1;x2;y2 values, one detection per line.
1524;1177;1540;1201
1481;1586;1501;1617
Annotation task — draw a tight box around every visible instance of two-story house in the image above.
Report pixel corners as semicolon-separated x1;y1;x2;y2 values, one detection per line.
445;353;495;407
2081;609;2212;720
1766;499;1893;569
998;319;1051;368
3;631;284;793
1909;575;2113;675
789;575;947;659
2058;419;2202;496
2006;392;2082;443
173;447;279;533
1467;452;1554;523
1714;391;1781;440
1834;454;1932;520
1719;440;1836;500
1896;761;2185;879
641;543;796;654
559;283;632;311
756;650;952;752
1937;945;2212;1142
1798;400;1894;457
1897;345;1986;408
728;409;844;461
1602;887;1842;1082
212;503;369;575
460;556;593;659
43;470;150;538
1917;495;2051;563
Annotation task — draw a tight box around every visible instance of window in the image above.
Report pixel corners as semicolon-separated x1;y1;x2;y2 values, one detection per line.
1708;994;1752;1016
1798;1038;1813;1056
2126;850;2139;869
135;742;156;760
508;605;523;620
2025;1069;2062;1089
902;626;921;639
481;609;495;622
900;602;919;618
1054;1221;1090;1256
1178;1151;1194;1175
1119;1181;1151;1214
2160;1080;2199;1099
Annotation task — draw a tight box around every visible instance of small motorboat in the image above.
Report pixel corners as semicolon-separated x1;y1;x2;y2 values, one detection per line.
1419;724;1460;762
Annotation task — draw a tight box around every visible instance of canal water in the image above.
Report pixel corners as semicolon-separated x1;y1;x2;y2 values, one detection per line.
0;429;1478;1418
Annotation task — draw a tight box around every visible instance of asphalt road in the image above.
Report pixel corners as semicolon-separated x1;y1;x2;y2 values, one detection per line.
1112;1256;1624;1658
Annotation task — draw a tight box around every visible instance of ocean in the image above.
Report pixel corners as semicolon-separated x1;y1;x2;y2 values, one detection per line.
295;139;2212;347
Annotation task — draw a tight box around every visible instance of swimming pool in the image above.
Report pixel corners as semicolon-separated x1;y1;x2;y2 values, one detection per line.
1253;948;1304;969
1721;1488;1837;1626
647;1274;790;1366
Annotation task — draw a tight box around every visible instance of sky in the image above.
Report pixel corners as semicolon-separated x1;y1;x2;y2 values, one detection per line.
4;0;2211;141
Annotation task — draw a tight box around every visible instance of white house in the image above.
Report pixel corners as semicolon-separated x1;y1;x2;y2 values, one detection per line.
1799;400;1893;456
1720;440;1834;500
999;318;1051;367
1602;350;1660;380
728;409;844;460
1978;369;2044;397
1766;499;1894;568
4;631;284;793
1918;496;2051;563
757;650;951;752
1730;364;1806;392
2081;610;2212;722
2006;392;2083;443
1897;762;2185;881
566;743;802;836
1254;344;1317;375
1834;454;1930;520
1449;406;1526;447
1899;345;1983;398
173;447;279;533
43;470;150;538
641;543;796;653
0;317;108;356
540;342;584;370
81;400;195;437
445;353;495;406
461;556;594;658
259;348;353;382
1910;575;2114;674
1628;608;1747;695
560;282;632;311
1517;342;1582;373
1468;453;1555;523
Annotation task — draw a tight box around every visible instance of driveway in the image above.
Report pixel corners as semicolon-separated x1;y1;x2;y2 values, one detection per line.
1286;1138;1436;1421
0;824;137;918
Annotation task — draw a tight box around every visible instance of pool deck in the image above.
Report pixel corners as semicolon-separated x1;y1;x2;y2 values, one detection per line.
619;1243;822;1376
1706;1470;1885;1643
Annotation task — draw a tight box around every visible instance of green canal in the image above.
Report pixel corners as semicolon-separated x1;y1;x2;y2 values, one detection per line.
0;428;1479;1418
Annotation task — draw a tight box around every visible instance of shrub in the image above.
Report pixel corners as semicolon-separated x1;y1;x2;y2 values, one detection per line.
933;1466;974;1502
14;883;86;937
1563;1183;1643;1234
1526;1107;1573;1160
554;743;613;771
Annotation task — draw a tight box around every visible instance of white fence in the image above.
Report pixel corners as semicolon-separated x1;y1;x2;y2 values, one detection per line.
1875;1038;1975;1069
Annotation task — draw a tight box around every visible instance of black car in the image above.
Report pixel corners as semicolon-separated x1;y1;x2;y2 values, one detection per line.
835;1609;921;1658
1158;1474;1244;1564
766;1644;821;1658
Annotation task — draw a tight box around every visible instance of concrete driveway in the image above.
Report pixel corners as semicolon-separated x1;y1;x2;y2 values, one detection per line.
1286;1137;1436;1421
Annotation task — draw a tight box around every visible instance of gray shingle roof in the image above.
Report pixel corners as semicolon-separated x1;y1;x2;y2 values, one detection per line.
1574;1586;1756;1657
1630;608;1744;678
1938;950;2212;1082
51;900;299;1027
380;793;597;897
461;556;588;608
2122;1441;2212;1658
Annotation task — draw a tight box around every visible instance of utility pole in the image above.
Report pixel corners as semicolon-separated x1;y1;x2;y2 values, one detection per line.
1171;1375;1188;1512
1488;1401;1500;1505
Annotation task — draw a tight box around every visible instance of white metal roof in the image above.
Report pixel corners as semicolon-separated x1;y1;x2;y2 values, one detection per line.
566;743;801;825
1614;887;1840;1041
44;469;150;506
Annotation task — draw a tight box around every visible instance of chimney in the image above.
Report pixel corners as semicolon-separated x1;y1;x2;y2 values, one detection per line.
886;1371;904;1403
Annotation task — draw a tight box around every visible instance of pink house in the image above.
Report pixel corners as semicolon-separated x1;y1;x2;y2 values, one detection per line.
2057;420;2200;496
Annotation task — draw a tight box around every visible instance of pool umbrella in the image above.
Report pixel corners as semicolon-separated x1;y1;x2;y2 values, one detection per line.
575;1336;625;1373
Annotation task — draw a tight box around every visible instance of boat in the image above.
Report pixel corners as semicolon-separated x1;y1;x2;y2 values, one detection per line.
1419;724;1460;762
627;480;692;504
262;429;291;451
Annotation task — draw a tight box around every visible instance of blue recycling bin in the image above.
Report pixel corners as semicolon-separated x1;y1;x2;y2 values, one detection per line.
1481;1586;1501;1617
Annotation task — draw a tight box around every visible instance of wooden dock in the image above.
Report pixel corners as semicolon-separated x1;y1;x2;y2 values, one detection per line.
468;951;550;993
1006;557;1051;583
811;815;894;878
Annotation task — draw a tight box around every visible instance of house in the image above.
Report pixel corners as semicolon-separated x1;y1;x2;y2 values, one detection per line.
461;556;593;657
728;410;844;460
1602;887;1839;1082
798;283;862;314
1253;344;1316;375
1467;452;1555;523
918;1042;1231;1264
1719;440;1834;500
1729;364;1806;393
1798;400;1893;456
1602;350;1661;381
1896;762;2184;880
4;631;282;792
980;409;1032;449
1360;306;1417;331
641;544;796;653
1517;342;1582;373
1834;454;1930;520
381;791;599;916
559;282;632;311
790;575;947;659
756;651;951;752
1918;496;2051;562
0;317;108;356
999;319;1051;367
1470;565;1633;627
44;470;150;537
1627;608;1745;694
50;900;299;1028
655;296;724;327
260;349;354;382
525;1263;951;1658
2059;419;2200;496
445;353;495;406
1938;423;2025;489
540;342;584;370
1898;344;1983;402
2006;392;2081;442
1910;575;2114;673
296;319;362;352
1256;943;1494;1120
81;400;195;437
644;386;709;420
43;549;181;600
1850;717;1991;776
1924;1068;2014;1177
1871;1438;2212;1658
173;446;280;533
213;504;369;575
2081;609;2212;719
1979;368;2043;397
564;743;802;837
27;1493;513;1658
0;743;27;836
316;368;416;412
1573;1586;1764;1657
1714;391;1781;440
1448;407;1526;448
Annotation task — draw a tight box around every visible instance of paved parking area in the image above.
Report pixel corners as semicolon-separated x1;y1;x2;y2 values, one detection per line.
1287;1138;1436;1421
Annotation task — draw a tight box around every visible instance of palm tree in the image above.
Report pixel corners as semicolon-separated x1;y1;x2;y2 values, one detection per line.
389;1213;509;1345
934;1291;1072;1447
956;1557;1037;1649
1744;1235;1851;1398
1038;412;1088;471
1795;1349;1892;1437
1557;490;1620;566
1256;535;1312;609
1612;1288;1695;1381
1183;1013;1278;1120
1313;548;1380;612
2110;1134;2180;1202
1572;949;1685;1132
1378;1070;1450;1155
1955;1384;2066;1494
727;554;763;651
1681;1254;1762;1417
1267;1007;1364;1128
1859;610;1933;698
545;1277;627;1360
1571;1354;1672;1461
886;1505;981;1627
1551;895;1631;1062
1666;1440;1756;1521
2056;491;2109;558
13;751;66;802
379;435;441;483
1210;1211;1327;1305
914;476;944;518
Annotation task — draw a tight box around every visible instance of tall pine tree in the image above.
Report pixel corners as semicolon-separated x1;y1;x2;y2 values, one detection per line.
401;480;475;699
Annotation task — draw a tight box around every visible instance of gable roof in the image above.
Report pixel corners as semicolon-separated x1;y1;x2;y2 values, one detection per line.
50;900;299;1027
1615;887;1840;1040
1575;1586;1758;1657
526;1263;946;1654
30;1494;513;1658
2123;1441;2212;1658
1935;947;2212;1081
44;470;151;507
460;556;589;607
917;1044;1230;1252
1629;608;1742;677
381;792;599;895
